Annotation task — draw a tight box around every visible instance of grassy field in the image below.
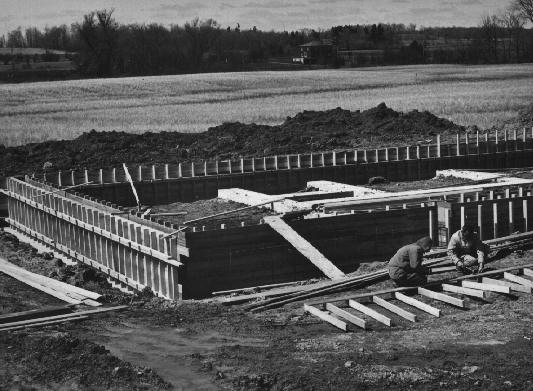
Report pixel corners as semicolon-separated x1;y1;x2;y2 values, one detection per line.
1;63;532;146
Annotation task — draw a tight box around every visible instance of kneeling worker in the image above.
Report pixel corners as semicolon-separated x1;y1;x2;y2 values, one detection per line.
389;236;433;287
447;224;489;274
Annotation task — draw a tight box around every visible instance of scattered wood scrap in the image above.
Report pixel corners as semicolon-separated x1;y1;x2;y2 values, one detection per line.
0;256;101;306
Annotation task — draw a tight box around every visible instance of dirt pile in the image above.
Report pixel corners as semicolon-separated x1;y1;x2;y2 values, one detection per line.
0;332;171;390
0;103;463;177
517;103;533;128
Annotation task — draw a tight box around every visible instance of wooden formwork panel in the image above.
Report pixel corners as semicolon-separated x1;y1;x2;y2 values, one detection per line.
5;177;185;300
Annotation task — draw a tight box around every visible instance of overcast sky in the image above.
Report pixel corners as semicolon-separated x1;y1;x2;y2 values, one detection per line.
1;0;507;34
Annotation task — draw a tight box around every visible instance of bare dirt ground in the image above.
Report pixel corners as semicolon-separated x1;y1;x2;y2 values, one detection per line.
2;228;533;390
151;198;277;230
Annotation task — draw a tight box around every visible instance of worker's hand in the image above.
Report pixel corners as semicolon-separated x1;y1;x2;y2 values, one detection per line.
456;260;464;269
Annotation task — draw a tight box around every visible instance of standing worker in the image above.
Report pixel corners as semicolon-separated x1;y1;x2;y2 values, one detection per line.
388;236;433;287
447;225;489;274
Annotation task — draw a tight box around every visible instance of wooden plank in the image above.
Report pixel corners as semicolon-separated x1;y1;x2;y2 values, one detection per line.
0;257;101;301
264;216;345;280
461;280;511;294
0;306;73;324
417;287;465;308
0;316;89;332
372;296;417;322
348;299;392;326
0;305;127;330
523;268;533;278
441;284;485;298
325;303;366;329
394;292;441;317
430;266;457;274
0;262;82;305
482;277;532;294
503;272;533;288
303;304;348;331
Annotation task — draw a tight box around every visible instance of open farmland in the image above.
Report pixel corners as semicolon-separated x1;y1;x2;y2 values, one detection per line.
1;63;533;146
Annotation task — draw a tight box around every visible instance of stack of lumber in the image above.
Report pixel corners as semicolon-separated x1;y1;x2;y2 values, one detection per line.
0;306;127;332
0;257;102;306
239;231;533;312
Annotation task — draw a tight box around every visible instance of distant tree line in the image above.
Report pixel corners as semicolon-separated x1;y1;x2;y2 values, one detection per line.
0;0;532;78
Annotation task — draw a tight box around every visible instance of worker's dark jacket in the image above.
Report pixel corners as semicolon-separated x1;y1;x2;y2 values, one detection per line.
388;243;425;280
447;230;489;265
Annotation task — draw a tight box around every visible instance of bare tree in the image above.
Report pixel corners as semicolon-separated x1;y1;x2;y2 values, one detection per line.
514;0;533;23
499;6;526;60
480;14;501;62
74;9;119;76
7;27;26;48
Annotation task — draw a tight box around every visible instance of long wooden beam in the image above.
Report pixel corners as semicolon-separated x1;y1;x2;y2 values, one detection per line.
372;296;417;322
394;292;441;317
0;257;101;301
417;287;465;308
0;316;89;332
264;216;345;280
348;299;392;326
0;305;127;330
461;281;511;294
0;306;74;324
304;304;348;331
503;272;533;288
0;263;83;305
30;182;94;199
482;277;532;293
441;284;485;298
325;303;366;329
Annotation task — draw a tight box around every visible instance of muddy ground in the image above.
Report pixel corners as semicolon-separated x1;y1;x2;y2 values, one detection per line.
2;228;533;390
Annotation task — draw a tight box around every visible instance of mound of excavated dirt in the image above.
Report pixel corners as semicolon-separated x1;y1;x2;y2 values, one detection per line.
0;332;171;390
0;103;464;177
518;104;533;128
